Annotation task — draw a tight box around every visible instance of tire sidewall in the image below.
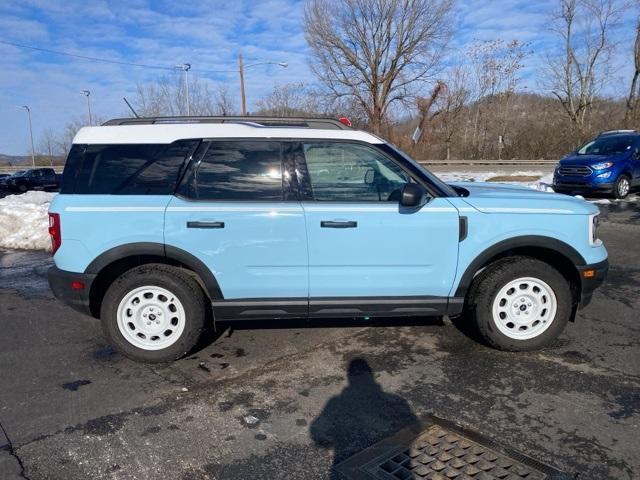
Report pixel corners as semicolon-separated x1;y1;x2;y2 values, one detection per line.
473;259;572;351
101;265;206;362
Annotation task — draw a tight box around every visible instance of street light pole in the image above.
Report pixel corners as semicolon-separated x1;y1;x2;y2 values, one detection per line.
175;63;191;116
21;105;36;167
238;54;288;116
238;54;246;115
81;90;92;126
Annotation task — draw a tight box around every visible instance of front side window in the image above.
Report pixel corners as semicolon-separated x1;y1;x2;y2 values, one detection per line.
302;142;410;201
180;141;283;201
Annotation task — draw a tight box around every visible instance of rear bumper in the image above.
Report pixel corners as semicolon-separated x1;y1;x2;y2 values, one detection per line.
48;266;96;316
577;258;609;308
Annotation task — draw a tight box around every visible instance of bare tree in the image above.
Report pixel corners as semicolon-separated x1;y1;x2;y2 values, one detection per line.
434;67;471;160
134;75;223;117
37;128;59;165
543;0;622;132
214;85;237;116
304;0;454;134
255;83;321;116
625;16;640;127
56;118;86;155
466;40;529;158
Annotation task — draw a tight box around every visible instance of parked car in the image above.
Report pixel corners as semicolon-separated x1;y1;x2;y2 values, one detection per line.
0;170;25;189
553;130;640;199
48;116;608;362
5;167;60;192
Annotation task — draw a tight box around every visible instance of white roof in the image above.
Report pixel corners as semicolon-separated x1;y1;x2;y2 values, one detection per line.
73;124;383;145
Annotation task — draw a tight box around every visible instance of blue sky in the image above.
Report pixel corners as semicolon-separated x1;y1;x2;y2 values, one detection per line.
0;0;636;155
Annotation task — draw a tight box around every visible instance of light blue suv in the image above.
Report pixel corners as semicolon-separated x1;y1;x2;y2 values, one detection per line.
48;116;608;362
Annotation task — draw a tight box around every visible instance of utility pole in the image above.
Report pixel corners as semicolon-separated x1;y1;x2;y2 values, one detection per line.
81;90;92;125
21;105;36;167
238;53;246;116
238;54;287;116
175;64;191;116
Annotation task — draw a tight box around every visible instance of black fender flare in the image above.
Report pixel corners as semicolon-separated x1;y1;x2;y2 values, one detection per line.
454;235;586;297
85;242;223;299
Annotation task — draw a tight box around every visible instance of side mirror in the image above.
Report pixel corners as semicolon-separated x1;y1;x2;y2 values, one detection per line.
400;183;426;207
364;168;375;185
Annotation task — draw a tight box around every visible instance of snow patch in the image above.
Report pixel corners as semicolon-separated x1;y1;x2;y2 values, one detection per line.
0;191;56;251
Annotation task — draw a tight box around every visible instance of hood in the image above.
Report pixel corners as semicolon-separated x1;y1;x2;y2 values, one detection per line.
560;151;628;166
450;182;598;215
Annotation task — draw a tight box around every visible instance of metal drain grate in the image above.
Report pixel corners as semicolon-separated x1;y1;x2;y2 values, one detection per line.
336;418;569;480
374;425;544;479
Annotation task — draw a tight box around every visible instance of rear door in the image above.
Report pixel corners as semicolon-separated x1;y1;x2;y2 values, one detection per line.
296;141;460;317
164;140;308;320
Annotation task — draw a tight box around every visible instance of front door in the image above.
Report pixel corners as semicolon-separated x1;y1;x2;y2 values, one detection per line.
296;141;460;317
164;140;308;320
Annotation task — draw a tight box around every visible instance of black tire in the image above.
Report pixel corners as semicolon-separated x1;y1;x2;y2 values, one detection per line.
18;184;27;193
613;175;630;199
466;256;572;351
100;264;207;363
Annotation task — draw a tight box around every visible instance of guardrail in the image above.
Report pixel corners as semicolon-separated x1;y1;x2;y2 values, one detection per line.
418;159;558;165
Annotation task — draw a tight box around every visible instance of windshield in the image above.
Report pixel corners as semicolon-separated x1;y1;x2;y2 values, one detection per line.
380;143;459;197
11;170;26;177
577;136;635;156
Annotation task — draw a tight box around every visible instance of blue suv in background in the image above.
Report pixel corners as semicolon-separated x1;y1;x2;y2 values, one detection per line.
553;130;640;199
48;116;608;362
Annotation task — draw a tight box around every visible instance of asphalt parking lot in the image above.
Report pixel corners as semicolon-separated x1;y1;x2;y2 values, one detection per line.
0;200;639;480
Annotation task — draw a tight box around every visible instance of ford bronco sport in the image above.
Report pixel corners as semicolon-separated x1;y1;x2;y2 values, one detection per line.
48;116;608;362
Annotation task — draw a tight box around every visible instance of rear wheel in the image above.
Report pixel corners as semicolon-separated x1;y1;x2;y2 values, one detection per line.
613;175;630;199
467;256;572;351
100;264;207;362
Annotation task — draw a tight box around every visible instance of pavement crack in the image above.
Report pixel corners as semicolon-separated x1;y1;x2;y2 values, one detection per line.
0;419;30;480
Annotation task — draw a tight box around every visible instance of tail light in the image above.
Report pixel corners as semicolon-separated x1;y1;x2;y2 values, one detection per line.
48;213;61;255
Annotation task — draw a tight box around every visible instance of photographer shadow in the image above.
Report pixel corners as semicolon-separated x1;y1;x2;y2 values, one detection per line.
310;358;420;479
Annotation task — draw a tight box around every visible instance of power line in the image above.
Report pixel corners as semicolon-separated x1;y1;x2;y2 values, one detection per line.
0;39;239;74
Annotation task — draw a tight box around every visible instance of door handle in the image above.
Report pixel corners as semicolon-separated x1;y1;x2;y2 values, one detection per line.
187;221;225;229
320;220;357;228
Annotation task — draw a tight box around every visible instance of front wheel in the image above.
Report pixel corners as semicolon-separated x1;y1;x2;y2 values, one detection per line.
467;256;572;351
100;264;207;362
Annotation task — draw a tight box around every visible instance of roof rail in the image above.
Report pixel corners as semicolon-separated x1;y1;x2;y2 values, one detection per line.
102;116;352;130
597;129;638;137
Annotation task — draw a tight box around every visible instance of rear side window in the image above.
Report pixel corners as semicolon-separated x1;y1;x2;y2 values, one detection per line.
178;141;283;201
62;140;198;194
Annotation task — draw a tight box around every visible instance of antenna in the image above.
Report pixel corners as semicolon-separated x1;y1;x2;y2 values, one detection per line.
123;97;140;118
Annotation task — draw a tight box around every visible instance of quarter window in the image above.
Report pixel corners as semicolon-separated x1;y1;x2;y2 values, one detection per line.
302;142;410;201
180;141;283;201
68;140;198;195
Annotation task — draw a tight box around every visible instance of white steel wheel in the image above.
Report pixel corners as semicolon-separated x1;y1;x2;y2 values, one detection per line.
491;277;558;340
116;285;186;351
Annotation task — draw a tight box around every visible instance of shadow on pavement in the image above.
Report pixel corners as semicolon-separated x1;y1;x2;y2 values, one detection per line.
310;358;421;480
